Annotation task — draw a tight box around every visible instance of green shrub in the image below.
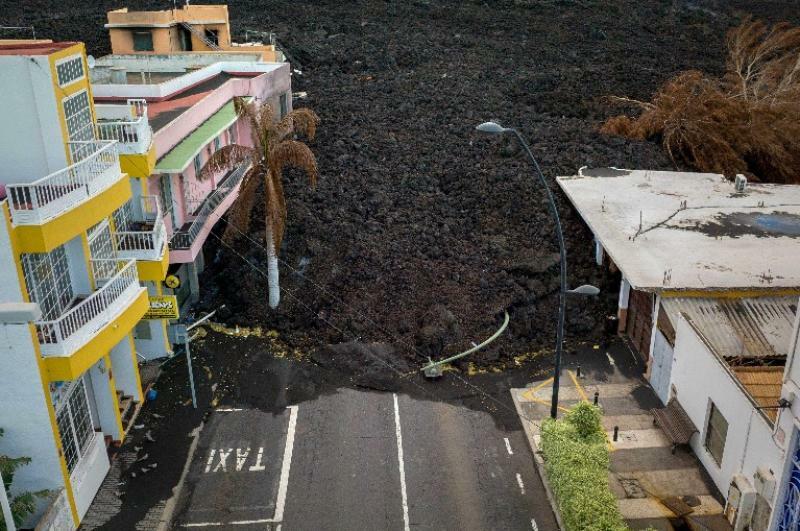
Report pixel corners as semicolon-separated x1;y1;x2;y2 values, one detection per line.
540;403;627;531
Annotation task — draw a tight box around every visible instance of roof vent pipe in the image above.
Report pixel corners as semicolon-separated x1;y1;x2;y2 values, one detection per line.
735;174;747;193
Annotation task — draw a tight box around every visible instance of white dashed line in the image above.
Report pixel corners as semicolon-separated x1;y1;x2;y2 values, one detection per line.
531;518;539;531
215;408;244;412
516;473;526;495
393;394;411;531
606;352;616;366
504;437;514;455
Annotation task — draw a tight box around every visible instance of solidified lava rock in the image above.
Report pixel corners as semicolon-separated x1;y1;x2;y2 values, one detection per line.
14;0;800;369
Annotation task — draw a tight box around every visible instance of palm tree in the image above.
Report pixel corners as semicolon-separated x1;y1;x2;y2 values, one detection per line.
199;97;320;309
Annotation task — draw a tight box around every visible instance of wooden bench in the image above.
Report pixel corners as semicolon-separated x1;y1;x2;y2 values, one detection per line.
652;398;697;454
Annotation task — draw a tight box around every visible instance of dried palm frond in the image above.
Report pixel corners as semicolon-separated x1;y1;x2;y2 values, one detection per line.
197;144;256;181
235;96;266;149
222;165;262;243
600;18;800;184
268;140;319;187
276;108;321;142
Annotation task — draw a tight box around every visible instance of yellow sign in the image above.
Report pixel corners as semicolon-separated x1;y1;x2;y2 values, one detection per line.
165;275;181;289
144;295;180;320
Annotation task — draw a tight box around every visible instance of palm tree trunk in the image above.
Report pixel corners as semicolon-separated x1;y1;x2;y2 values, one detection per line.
266;226;280;309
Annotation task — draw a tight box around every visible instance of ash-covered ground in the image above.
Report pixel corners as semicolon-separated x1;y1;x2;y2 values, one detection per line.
9;0;800;371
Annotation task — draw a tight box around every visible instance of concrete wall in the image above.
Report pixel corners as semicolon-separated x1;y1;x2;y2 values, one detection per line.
0;213;68;525
0;55;68;184
671;315;784;503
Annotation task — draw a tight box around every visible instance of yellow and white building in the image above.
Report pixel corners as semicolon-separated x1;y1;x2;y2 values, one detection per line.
0;40;170;528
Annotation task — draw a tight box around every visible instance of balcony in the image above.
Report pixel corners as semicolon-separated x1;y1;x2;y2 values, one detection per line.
113;196;167;262
95;99;152;155
35;259;144;358
6;140;122;226
170;162;248;251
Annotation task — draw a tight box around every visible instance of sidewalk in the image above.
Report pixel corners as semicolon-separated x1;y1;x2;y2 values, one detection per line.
511;340;731;530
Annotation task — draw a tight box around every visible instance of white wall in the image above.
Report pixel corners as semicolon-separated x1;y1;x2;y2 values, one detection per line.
671;316;784;501
0;56;68;184
0;210;68;523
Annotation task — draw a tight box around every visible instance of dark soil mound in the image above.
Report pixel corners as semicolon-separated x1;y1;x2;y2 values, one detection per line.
9;0;799;368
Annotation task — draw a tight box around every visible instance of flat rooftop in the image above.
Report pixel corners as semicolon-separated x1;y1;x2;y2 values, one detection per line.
90;54;281;100
557;168;800;291
0;41;77;56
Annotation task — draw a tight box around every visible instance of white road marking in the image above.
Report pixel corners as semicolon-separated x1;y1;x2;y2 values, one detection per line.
516;473;526;495
215;408;243;412
606;352;616;366
531;518;539;531
181;405;299;528
235;448;251;471
393;394;411;531
272;405;298;522
204;449;216;473
504;437;514;455
213;449;232;472
249;447;266;472
183;518;275;527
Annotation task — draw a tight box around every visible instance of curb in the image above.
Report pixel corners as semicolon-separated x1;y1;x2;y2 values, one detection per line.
510;389;565;531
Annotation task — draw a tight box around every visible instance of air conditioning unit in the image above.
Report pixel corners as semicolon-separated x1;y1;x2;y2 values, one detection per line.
726;474;756;531
753;466;776;500
735;174;748;193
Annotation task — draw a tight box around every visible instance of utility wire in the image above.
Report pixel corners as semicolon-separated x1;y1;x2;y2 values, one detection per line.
204;216;575;440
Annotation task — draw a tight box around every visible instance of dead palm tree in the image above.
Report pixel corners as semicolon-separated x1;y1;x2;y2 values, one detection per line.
199;97;320;309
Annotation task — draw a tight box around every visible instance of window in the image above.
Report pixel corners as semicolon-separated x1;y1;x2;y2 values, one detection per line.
228;124;238;144
133;31;154;52
55;377;95;473
193;154;203;176
56;55;84;87
62;90;94;161
134;320;152;340
705;402;728;466
204;29;219;47
279;93;288;118
214;136;221;151
22;246;74;321
88;219;117;283
206;143;213;158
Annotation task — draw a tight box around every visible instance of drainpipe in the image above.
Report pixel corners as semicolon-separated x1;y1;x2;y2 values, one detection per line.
738;408;756;477
617;277;631;334
594;239;604;266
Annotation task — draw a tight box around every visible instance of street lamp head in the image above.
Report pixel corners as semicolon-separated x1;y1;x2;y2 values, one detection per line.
476;121;508;135
567;284;601;296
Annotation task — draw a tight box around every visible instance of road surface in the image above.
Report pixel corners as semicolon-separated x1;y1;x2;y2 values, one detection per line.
171;388;557;530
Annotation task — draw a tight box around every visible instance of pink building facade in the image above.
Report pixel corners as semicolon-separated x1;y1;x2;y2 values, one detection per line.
91;54;291;354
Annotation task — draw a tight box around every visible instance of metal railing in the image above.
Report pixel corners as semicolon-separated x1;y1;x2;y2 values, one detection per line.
7;141;121;225
36;259;140;352
113;196;167;261
95;99;152;155
170;163;248;250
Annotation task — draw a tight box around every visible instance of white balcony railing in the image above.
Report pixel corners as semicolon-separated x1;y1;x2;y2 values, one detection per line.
7;141;121;225
113;196;167;262
95;99;152;155
36;259;142;356
170;163;249;250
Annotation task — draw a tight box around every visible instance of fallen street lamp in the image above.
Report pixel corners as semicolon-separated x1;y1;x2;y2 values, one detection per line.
476;121;599;418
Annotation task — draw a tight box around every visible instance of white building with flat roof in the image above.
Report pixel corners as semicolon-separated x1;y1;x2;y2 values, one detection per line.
558;167;800;529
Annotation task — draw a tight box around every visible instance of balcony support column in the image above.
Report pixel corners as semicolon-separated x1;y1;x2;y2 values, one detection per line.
87;355;123;442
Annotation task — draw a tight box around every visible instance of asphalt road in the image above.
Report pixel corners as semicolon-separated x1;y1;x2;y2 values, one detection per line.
171;388;557;530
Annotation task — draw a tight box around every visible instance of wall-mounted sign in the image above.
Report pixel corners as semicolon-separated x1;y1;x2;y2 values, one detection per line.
165;275;181;289
144;295;180;320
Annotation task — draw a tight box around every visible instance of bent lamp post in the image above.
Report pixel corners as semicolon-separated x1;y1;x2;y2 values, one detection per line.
476;122;599;418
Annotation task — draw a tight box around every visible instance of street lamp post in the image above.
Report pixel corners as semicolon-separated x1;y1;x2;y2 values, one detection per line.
476;121;599;418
